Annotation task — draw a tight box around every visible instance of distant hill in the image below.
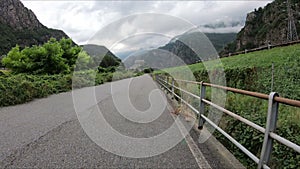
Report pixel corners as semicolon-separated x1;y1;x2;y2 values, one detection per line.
124;32;236;69
83;44;122;68
123;48;187;70
221;0;300;54
0;0;71;56
159;32;236;61
205;33;237;52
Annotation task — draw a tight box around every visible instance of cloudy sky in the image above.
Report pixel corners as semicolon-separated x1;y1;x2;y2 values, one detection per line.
21;0;272;57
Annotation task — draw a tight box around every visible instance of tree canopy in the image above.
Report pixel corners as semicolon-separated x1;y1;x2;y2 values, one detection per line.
2;38;81;74
1;38;122;74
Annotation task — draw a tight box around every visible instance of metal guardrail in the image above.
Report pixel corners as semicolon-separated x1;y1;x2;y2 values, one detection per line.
222;39;300;57
154;75;300;169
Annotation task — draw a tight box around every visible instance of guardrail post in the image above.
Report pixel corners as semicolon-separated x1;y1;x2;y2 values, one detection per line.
171;77;175;99
198;81;206;130
166;76;170;94
158;75;163;88
258;92;279;169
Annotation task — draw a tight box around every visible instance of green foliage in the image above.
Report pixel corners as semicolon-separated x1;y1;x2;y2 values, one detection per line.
0;68;138;107
59;38;81;66
2;38;81;74
72;70;97;88
0;74;72;107
156;44;300;168
75;51;94;71
99;54;121;68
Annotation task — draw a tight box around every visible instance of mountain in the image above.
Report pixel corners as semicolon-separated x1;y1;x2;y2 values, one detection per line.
124;32;236;69
160;32;237;54
83;44;122;68
0;0;71;56
222;0;300;54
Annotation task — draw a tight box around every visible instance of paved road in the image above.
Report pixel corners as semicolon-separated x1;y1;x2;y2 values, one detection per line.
0;75;211;168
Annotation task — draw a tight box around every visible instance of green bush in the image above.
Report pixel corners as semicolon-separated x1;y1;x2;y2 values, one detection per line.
0;69;138;107
1;38;81;74
0;74;71;106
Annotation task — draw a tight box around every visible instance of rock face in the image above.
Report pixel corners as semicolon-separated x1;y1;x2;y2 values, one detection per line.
0;0;43;30
222;0;300;54
0;0;71;56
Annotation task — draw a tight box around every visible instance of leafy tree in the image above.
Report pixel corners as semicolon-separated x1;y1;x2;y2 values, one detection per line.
75;50;94;70
41;38;69;74
2;45;27;73
100;55;121;68
21;45;47;73
59;38;81;67
1;38;84;74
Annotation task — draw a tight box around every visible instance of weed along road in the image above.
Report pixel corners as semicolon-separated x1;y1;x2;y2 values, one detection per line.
0;75;227;168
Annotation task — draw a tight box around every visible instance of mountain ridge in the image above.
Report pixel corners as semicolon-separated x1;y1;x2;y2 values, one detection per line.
0;0;71;56
124;32;236;69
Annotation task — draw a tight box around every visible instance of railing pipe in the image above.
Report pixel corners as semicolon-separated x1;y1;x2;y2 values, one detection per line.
155;75;299;169
202;99;266;134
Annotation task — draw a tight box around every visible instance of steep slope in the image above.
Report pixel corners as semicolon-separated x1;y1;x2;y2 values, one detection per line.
0;0;71;56
222;0;300;54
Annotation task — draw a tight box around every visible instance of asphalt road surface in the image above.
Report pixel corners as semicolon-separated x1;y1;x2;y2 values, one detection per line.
0;75;214;168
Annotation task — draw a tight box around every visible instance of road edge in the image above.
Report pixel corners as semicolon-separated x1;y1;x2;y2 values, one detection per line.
157;80;246;169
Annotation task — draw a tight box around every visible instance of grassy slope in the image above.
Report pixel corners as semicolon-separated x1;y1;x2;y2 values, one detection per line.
161;43;300;99
165;43;297;72
156;44;300;168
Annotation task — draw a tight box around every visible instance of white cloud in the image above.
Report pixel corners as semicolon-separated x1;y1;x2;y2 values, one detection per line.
21;0;272;55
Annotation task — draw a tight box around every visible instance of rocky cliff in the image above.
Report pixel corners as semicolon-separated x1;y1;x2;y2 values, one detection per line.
222;0;300;54
0;0;71;56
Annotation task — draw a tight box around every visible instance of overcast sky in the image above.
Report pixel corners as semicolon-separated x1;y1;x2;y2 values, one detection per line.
21;1;272;56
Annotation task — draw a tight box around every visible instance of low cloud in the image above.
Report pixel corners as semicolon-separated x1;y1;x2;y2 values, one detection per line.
21;1;272;55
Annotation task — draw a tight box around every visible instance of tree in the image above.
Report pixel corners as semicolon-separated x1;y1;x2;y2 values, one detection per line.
21;45;47;73
41;38;69;74
59;38;81;67
75;50;93;70
2;45;28;73
1;38;79;74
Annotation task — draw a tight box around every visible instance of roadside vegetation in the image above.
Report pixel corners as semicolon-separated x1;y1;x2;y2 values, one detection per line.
0;38;142;107
155;44;300;168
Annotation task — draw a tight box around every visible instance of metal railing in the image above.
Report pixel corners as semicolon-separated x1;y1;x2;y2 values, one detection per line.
154;74;300;169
